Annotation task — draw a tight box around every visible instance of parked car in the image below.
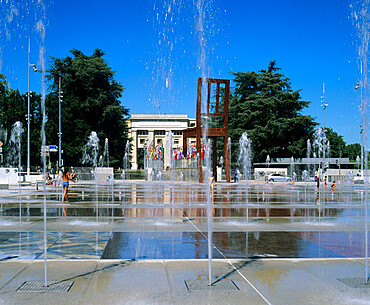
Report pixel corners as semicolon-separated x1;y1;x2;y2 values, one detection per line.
267;173;292;183
354;176;364;184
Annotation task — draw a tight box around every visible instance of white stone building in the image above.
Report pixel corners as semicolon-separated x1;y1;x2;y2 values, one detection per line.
128;114;196;170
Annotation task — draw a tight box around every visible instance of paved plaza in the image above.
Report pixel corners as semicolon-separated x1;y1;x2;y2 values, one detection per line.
0;181;369;304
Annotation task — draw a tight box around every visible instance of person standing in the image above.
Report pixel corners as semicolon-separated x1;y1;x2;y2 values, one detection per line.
315;169;320;191
234;168;239;183
58;167;75;203
70;170;76;180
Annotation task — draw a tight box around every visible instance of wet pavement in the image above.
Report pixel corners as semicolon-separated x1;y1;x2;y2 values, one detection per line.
0;180;368;304
0;258;369;304
0;181;368;260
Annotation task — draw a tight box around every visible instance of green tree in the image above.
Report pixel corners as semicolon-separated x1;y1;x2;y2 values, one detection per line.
324;127;346;159
344;143;361;162
0;73;42;168
228;61;317;165
46;49;130;167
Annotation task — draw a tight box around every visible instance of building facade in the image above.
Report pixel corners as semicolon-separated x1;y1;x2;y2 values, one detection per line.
128;114;196;170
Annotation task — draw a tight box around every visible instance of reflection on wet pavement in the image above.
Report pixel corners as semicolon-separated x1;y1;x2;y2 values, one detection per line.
0;181;368;259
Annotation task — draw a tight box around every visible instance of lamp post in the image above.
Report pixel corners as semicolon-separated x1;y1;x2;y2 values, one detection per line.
58;77;63;170
355;61;364;173
321;83;328;170
27;37;37;176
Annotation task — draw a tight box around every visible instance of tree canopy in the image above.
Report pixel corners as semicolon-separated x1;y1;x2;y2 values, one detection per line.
324;127;346;158
228;61;317;164
46;49;130;167
0;73;42;168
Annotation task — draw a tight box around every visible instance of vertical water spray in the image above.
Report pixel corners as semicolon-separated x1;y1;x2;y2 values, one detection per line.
10;122;24;222
238;132;252;221
104;138;109;167
356;155;361;171
166;131;174;219
307;139;311;176
313;127;327;171
351;0;369;283
266;155;270;181
149;1;183;112
83;131;100;222
37;14;48;286
123;141;130;180
290;157;295;181
194;0;218;286
228;137;231;168
1;0;49;287
204;138;213;285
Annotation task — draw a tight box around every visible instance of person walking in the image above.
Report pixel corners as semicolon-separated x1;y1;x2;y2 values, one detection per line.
58;167;75;203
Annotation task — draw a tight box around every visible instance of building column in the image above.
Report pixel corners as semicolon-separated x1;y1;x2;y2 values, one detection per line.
131;130;138;170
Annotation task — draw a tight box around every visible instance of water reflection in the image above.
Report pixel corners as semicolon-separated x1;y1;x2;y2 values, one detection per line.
100;231;363;259
0;181;368;259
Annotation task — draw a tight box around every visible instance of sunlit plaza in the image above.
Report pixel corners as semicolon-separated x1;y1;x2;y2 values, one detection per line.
0;177;368;304
0;0;370;304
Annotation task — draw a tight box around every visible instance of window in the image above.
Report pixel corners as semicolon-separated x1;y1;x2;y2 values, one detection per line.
154;130;165;136
174;140;179;145
190;123;195;127
172;130;182;136
139;139;146;144
137;130;148;136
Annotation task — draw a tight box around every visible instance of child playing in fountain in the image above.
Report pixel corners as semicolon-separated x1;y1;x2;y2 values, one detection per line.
45;172;53;185
331;181;336;192
70;170;76;181
208;175;215;197
58;167;75;203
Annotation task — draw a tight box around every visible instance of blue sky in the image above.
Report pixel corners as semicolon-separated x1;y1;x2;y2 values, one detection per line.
0;0;365;145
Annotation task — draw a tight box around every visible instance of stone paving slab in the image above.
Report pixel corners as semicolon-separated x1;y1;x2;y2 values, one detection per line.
0;259;368;305
0;260;98;305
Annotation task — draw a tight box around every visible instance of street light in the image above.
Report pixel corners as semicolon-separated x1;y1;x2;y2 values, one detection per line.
58;77;63;170
27;37;37;176
355;75;364;174
321;83;328;169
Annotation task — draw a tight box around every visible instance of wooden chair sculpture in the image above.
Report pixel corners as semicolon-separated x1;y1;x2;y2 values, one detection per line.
183;78;231;183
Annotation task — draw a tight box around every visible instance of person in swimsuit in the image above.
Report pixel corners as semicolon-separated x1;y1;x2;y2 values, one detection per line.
58;167;75;203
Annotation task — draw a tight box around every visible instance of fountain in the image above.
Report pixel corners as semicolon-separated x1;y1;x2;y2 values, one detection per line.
290;156;295;180
356;155;361;170
351;1;369;283
165;131;174;174
265;154;270;181
313;127;328;171
82;131;100;222
228;137;231;169
307;139;312;176
0;0;368;300
238;132;252;221
9;121;24;222
203;138;213;286
123;141;130;180
104;138;109;167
